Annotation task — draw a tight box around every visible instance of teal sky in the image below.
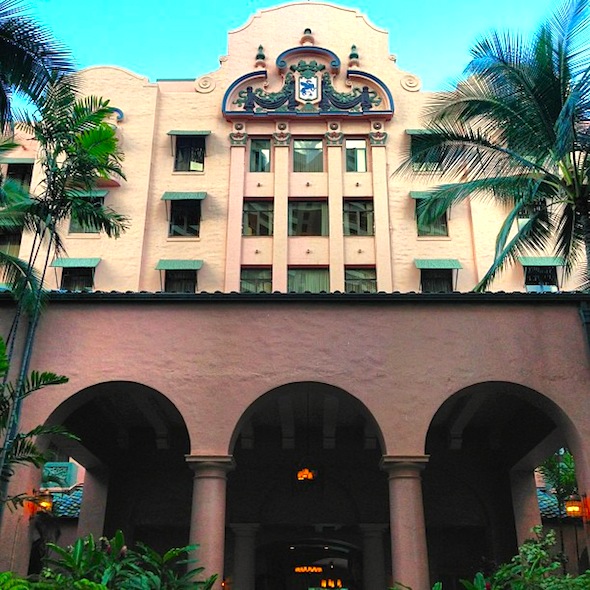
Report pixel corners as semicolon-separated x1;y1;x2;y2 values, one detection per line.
31;0;557;91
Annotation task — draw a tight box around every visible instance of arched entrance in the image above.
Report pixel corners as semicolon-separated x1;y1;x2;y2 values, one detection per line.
227;382;387;590
424;381;584;589
41;381;191;553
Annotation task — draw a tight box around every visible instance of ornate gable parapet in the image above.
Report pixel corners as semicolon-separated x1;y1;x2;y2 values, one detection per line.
222;46;393;120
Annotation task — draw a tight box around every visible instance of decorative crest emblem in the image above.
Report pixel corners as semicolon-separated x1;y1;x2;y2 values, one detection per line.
291;60;324;105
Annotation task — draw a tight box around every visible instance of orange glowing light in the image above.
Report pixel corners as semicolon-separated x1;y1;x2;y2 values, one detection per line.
297;467;316;481
294;566;323;573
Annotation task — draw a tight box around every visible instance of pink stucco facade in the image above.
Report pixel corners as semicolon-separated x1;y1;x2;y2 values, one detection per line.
0;4;589;590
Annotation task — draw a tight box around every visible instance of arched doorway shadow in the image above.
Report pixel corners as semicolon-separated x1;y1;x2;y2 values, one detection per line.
423;381;584;589
41;381;192;554
227;381;387;590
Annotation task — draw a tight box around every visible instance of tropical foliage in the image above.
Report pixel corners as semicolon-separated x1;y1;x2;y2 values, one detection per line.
404;0;590;290
0;77;128;514
0;530;217;589
0;0;73;130
0;333;69;508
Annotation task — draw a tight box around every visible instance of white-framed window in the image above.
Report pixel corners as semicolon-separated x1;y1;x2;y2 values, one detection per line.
524;266;559;293
345;139;368;172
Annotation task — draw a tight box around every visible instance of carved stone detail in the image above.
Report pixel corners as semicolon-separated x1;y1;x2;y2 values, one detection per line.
272;131;291;146
400;74;421;92
369;131;388;146
229;131;248;146
325;131;344;146
195;76;216;94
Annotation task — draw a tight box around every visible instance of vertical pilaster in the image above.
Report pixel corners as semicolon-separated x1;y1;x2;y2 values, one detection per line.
272;123;291;292
231;523;259;590
370;123;393;292
360;524;386;590
187;455;235;589
510;469;542;545
77;467;109;539
224;124;248;292
381;455;430;590
326;123;344;291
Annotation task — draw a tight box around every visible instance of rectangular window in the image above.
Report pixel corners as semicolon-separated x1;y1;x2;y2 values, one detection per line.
174;136;205;172
170;200;201;237
164;270;197;293
6;163;33;188
421;269;453;293
416;200;448;236
293;139;323;172
524;266;558;293
411;135;441;172
343;200;374;236
243;201;273;236
69;197;104;234
289;201;328;236
345;268;377;293
287;268;329;293
345;139;367;172
250;139;271;172
240;267;272;293
61;268;94;291
0;231;21;256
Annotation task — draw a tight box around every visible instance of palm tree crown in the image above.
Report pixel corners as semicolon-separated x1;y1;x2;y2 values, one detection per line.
0;0;72;130
404;0;590;290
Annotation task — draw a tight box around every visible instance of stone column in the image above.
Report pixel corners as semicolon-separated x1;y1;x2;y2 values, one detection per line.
326;124;345;292
224;125;248;292
381;455;430;590
510;469;542;545
272;125;291;292
187;455;235;589
360;524;386;590
231;523;259;590
370;125;393;292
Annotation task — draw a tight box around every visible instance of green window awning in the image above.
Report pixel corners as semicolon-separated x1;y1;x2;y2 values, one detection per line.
67;190;109;198
167;130;211;136
409;191;434;199
0;157;35;164
406;129;434;135
161;192;207;201
51;258;101;268
414;259;463;270
155;259;203;271
518;256;565;267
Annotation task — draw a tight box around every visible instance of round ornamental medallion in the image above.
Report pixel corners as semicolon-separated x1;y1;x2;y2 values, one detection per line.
400;74;421;92
373;122;382;130
329;122;339;130
277;122;287;131
195;76;216;93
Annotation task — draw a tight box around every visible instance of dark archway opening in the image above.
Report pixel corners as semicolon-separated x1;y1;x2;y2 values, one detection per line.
424;382;569;589
227;382;387;590
43;381;191;554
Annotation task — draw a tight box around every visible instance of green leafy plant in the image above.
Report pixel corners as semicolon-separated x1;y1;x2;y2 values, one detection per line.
35;530;217;590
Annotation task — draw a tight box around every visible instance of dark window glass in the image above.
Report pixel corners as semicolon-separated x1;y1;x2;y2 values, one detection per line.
165;270;197;293
170;201;201;237
287;268;329;293
69;198;103;234
345;268;377;293
289;201;328;236
61;268;94;291
243;201;273;236
524;266;558;292
250;139;271;172
293;140;323;172
0;231;21;256
240;267;272;293
174;136;205;172
421;269;453;293
411;135;441;172
343;200;374;236
416;200;448;236
6;163;33;188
